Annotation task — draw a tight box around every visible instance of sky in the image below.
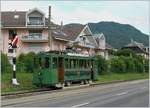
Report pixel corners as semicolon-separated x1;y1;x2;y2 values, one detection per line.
1;0;149;35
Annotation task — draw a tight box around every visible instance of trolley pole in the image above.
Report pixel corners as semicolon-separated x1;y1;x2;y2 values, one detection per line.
48;6;52;50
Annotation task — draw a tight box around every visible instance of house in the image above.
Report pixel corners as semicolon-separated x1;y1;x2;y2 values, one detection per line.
1;8;59;54
62;24;100;56
1;8;107;59
93;33;107;58
121;39;149;59
105;43;116;59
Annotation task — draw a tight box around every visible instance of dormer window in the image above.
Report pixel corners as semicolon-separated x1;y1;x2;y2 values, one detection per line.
14;15;19;19
26;8;45;26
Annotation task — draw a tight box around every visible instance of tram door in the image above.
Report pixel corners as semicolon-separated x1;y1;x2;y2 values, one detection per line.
91;60;94;80
58;57;64;82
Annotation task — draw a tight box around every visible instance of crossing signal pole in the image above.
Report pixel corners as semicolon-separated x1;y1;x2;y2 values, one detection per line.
11;33;19;85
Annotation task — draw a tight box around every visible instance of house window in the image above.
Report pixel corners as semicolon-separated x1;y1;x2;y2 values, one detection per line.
28;17;43;25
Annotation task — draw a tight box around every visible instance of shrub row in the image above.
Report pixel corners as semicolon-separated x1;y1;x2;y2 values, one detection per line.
1;52;36;73
96;49;149;75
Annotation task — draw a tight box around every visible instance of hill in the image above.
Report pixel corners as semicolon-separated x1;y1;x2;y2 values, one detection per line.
88;21;149;48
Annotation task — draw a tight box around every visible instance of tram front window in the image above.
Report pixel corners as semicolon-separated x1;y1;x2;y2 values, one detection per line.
53;58;58;68
44;57;49;68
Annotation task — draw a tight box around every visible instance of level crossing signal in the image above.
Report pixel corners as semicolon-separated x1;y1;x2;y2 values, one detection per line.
8;33;18;52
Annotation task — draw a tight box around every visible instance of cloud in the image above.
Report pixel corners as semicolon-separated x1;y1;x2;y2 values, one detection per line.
1;0;149;34
52;7;149;34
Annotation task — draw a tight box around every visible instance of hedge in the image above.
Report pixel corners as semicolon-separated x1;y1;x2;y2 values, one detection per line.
1;52;12;74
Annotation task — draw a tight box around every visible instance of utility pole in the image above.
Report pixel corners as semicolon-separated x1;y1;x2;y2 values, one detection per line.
48;6;52;50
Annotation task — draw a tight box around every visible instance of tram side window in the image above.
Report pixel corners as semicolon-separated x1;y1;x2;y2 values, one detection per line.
79;59;84;69
71;59;74;68
44;57;49;68
84;60;86;68
74;59;76;68
85;60;89;69
87;60;90;68
69;59;74;69
65;59;68;69
53;58;57;68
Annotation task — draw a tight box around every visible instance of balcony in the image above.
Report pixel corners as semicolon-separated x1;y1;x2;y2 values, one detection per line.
21;35;48;42
75;41;95;48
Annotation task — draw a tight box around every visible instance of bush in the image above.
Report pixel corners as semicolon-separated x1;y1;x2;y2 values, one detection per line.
1;52;12;74
96;55;108;75
133;58;144;73
109;57;126;73
17;52;36;73
120;56;135;72
144;59;149;73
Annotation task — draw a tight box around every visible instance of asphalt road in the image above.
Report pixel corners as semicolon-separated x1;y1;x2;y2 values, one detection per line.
2;79;149;107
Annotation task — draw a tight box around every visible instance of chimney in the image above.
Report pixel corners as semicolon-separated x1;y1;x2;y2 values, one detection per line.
61;21;63;31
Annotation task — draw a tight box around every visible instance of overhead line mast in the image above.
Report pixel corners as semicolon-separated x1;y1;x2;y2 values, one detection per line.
48;6;52;50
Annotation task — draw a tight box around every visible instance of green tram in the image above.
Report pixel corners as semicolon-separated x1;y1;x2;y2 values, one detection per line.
33;51;98;88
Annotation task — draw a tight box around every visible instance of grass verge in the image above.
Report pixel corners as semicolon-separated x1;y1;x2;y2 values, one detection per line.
1;72;149;94
1;72;38;94
97;72;149;83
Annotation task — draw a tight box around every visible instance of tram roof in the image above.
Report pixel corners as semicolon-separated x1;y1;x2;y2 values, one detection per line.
38;51;95;59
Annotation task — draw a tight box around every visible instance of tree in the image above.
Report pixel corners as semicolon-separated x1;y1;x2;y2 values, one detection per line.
114;49;135;57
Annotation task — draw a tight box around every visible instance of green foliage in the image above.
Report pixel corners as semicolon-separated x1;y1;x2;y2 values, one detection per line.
2;72;38;93
133;58;144;73
17;52;36;73
108;54;147;74
1;52;12;74
114;49;135;57
120;56;135;72
109;57;126;73
96;55;108;75
144;59;149;73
